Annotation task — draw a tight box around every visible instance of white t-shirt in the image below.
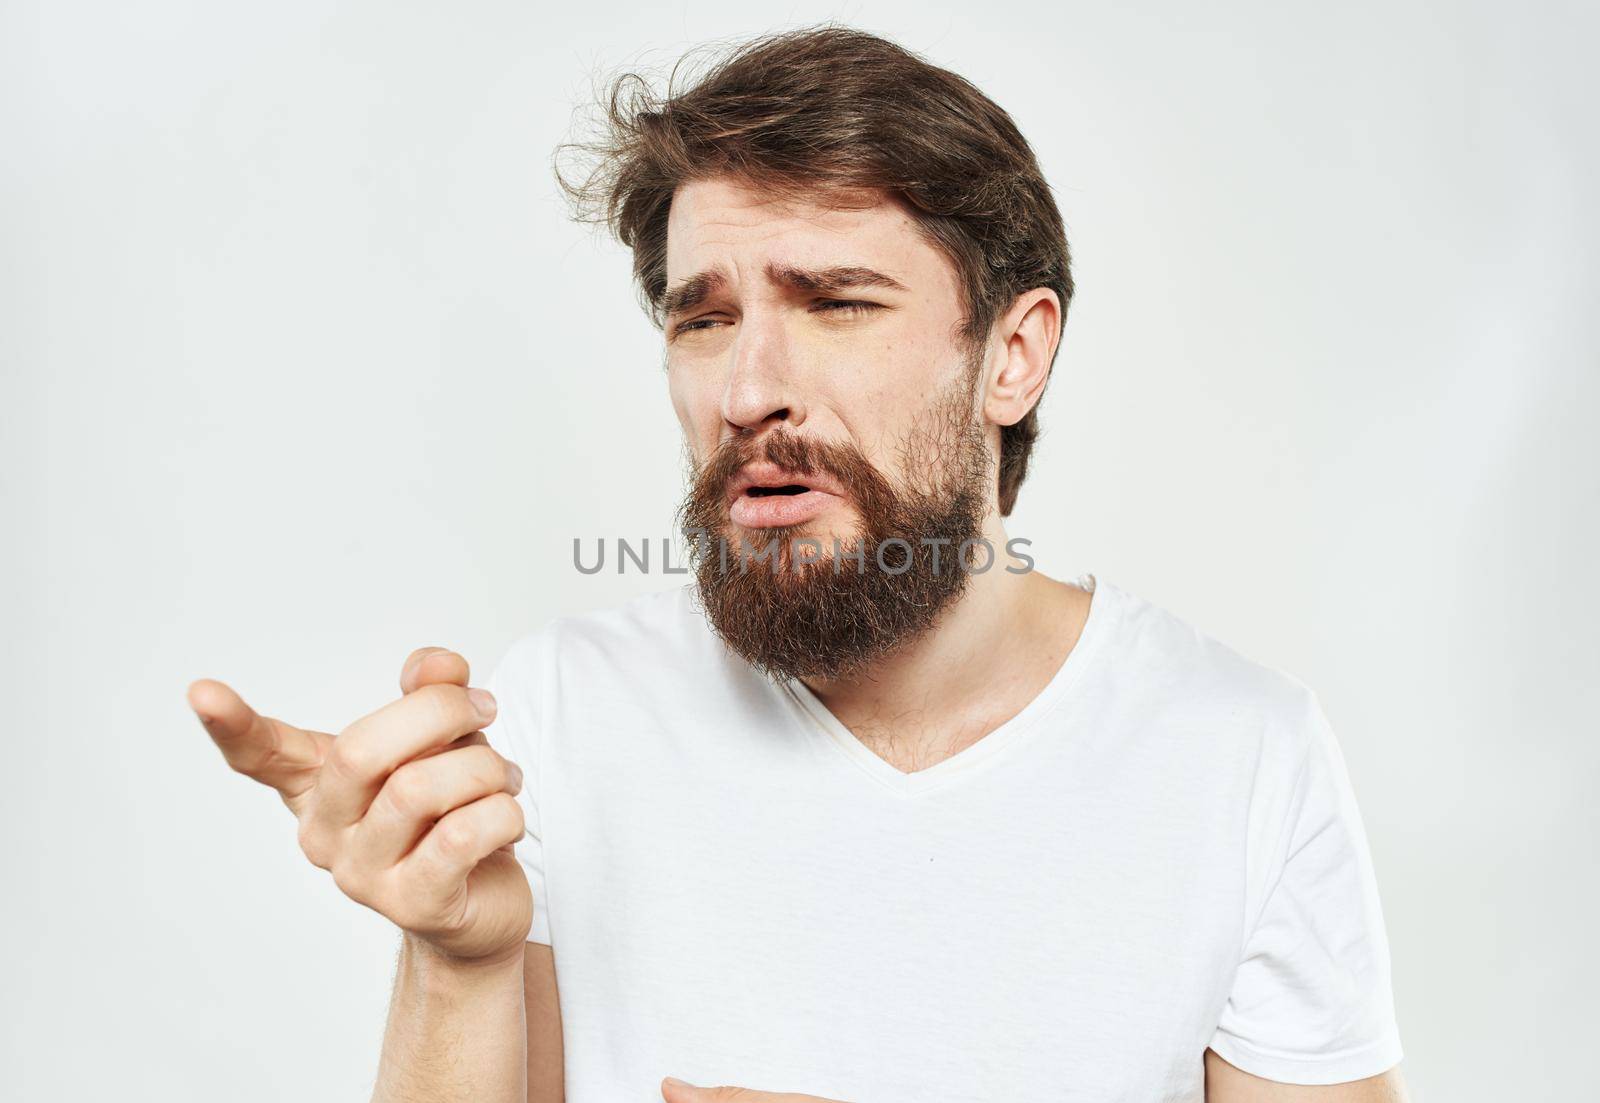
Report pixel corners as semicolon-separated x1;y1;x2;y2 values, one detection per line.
485;576;1402;1101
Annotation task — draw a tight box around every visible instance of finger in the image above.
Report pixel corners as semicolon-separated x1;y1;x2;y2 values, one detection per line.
661;1082;843;1103
396;649;479;770
314;683;498;827
187;678;331;807
401;791;525;899
409;728;489;764
356;743;522;866
662;1081;753;1102
400;647;470;695
661;1080;710;1103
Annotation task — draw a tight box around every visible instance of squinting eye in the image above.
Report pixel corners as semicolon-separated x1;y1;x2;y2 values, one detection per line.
813;300;880;317
671;317;726;337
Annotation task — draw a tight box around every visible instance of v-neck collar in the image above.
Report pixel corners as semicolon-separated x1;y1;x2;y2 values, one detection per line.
777;574;1117;798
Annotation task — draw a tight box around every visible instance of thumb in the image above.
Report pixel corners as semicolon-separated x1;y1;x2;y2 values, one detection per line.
188;678;332;810
399;646;471;695
395;648;489;758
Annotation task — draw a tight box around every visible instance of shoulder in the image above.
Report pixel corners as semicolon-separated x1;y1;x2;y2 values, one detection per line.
1092;581;1364;908
1093;579;1330;768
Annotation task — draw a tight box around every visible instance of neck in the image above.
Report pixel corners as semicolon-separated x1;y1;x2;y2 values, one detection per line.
799;513;1094;773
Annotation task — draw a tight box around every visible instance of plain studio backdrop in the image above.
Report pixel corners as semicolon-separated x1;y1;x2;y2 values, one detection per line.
3;1;1596;1099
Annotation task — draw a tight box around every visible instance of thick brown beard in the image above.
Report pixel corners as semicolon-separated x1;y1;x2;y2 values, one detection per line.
678;368;992;682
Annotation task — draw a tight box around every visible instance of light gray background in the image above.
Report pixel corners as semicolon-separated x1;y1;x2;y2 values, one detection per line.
4;1;1596;1099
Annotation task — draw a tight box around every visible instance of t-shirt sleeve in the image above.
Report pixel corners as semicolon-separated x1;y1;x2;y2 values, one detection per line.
485;630;553;946
1208;692;1403;1085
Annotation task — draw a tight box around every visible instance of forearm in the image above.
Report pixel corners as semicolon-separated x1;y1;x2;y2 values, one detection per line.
1204;1050;1408;1102
373;934;528;1103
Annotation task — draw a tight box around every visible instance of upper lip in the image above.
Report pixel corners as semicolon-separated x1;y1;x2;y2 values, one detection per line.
725;462;846;505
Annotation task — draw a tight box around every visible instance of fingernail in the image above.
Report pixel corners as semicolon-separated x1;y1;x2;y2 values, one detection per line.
663;1077;695;1088
506;762;524;794
468;687;497;720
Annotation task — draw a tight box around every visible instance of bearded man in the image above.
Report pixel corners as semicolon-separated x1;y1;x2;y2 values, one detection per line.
189;26;1408;1103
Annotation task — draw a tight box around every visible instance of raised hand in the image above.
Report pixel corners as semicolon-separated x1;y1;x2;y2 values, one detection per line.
187;647;533;963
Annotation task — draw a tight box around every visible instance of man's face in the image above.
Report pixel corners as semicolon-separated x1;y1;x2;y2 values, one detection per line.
664;176;997;681
664;176;986;543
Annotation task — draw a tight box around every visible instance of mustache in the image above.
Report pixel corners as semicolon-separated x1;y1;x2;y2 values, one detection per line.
686;430;895;522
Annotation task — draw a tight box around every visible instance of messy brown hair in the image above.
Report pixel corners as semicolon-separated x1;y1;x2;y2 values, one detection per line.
556;25;1073;516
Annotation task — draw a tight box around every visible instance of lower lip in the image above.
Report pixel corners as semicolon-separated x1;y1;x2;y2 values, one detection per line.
729;489;840;528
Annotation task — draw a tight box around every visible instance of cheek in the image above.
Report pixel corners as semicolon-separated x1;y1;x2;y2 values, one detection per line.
831;337;951;461
668;371;721;457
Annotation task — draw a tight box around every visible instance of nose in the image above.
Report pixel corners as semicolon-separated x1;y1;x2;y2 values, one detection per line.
719;312;806;436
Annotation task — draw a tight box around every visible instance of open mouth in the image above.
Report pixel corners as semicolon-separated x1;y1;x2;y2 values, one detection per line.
743;484;812;498
725;463;845;528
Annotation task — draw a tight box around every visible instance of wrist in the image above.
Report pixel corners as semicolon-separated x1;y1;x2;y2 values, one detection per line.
400;931;526;987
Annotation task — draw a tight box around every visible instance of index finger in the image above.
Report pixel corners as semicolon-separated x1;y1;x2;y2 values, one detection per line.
187;678;331;810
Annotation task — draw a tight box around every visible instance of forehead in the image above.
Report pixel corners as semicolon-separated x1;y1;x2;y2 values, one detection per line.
664;176;957;294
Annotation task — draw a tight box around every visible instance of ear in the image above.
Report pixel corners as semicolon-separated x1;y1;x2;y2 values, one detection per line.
981;288;1061;429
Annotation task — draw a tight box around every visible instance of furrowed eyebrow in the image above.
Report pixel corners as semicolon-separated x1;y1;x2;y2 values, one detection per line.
660;269;728;319
660;262;907;321
766;262;907;296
